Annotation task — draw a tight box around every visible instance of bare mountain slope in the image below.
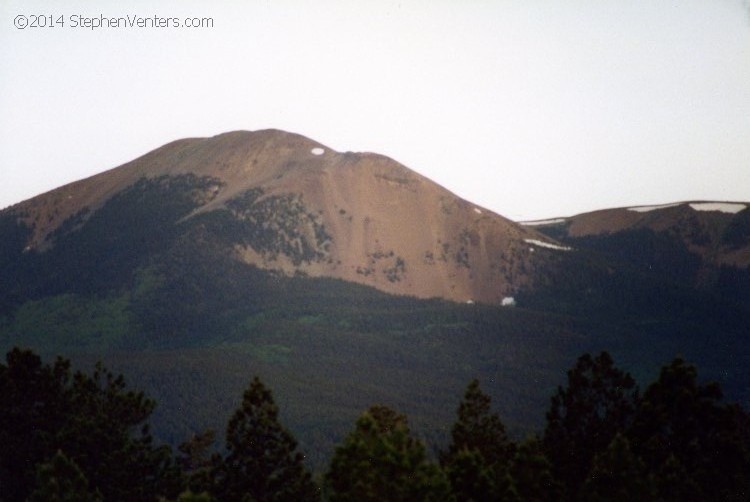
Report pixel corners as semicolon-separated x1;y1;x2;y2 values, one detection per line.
9;129;566;305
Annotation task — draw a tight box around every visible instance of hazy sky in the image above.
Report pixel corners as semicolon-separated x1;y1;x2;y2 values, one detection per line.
2;0;749;220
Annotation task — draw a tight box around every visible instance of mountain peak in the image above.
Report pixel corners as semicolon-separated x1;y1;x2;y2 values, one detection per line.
7;129;565;305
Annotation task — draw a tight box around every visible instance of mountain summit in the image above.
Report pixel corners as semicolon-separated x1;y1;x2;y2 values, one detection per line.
11;129;565;305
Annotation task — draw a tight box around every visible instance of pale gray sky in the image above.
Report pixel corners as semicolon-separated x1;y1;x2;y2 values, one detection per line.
2;0;749;220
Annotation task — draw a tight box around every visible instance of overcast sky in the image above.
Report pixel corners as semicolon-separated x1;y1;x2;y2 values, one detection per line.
1;0;749;220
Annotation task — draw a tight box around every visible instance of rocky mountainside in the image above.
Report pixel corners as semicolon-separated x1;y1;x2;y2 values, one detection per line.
9;129;568;305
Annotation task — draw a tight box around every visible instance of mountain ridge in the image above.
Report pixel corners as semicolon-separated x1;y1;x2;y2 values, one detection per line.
8;129;569;305
522;200;750;271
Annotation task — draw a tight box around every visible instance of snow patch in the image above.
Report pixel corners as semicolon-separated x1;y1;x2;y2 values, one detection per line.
501;297;516;307
474;208;482;214
521;218;566;226
689;202;746;214
627;203;682;213
524;239;572;252
311;147;325;156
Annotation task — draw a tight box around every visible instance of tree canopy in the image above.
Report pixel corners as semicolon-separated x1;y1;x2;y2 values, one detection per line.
543;352;639;500
440;379;515;501
325;405;451;501
0;348;180;501
212;376;319;502
628;358;750;501
1;347;748;501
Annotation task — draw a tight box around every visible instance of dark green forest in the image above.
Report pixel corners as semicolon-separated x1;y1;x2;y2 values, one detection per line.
1;348;748;501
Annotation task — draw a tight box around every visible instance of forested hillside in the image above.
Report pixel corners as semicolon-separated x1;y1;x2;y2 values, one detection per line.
2;348;748;501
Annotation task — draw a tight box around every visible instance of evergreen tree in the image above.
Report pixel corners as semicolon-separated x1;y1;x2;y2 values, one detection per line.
443;448;503;501
57;362;181;501
580;433;654;502
0;348;70;500
509;436;560;502
325;405;452;502
542;352;638;501
650;454;700;502
178;429;217;494
174;490;215;502
0;348;180;501
441;379;515;501
28;450;102;502
213;376;319;502
627;358;750;501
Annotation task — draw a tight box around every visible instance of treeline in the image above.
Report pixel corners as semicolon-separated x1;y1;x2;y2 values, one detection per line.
1;349;749;501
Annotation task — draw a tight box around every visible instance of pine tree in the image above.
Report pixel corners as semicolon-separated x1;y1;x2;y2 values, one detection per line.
59;362;181;501
0;348;180;501
509;436;560;502
441;379;515;501
175;490;214;502
178;429;217;494
580;433;654;502
0;349;71;500
650;454;700;502
627;358;750;501
542;352;638;501
213;376;319;502
325;405;452;502
28;450;102;502
443;448;500;501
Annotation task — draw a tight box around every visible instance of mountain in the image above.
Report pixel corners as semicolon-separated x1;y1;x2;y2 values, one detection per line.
1;130;748;469
522;201;750;302
8;129;565;305
524;201;749;264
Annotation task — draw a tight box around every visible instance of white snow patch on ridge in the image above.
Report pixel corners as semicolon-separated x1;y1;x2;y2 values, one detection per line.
524;239;572;252
474;208;482;214
628;203;682;213
521;218;566;226
689;202;746;214
311;147;325;156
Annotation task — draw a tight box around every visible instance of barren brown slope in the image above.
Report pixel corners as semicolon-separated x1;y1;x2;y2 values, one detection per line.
10;129;569;305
